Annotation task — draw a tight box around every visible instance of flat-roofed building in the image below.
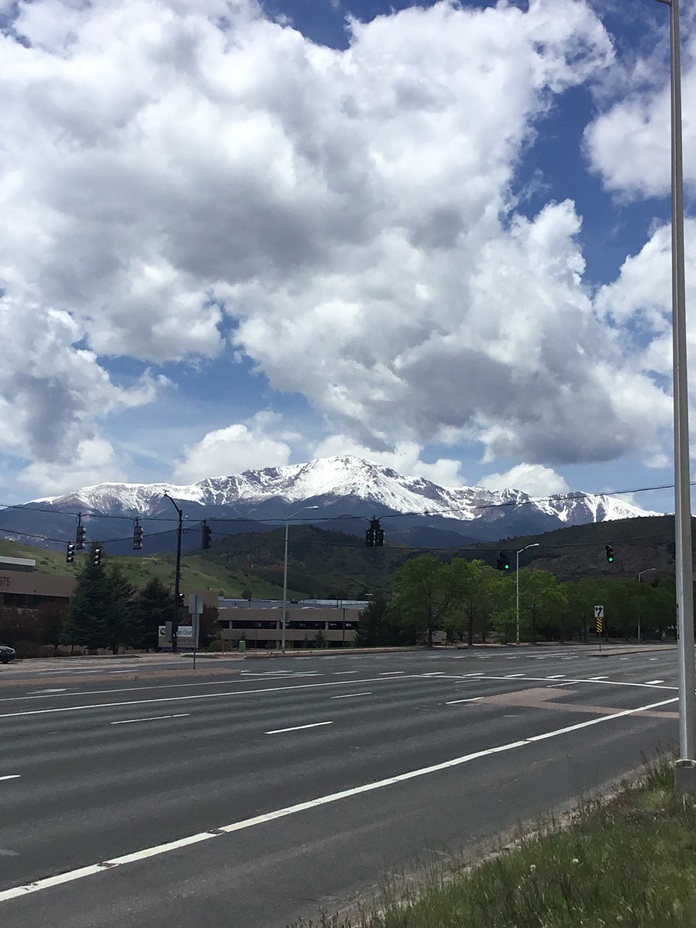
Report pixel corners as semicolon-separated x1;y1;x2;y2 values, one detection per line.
217;598;368;649
0;557;77;608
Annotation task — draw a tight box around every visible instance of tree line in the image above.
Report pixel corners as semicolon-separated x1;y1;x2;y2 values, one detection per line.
0;545;217;656
356;555;676;647
0;549;677;657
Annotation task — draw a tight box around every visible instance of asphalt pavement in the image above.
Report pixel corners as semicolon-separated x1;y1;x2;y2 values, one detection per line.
0;644;680;927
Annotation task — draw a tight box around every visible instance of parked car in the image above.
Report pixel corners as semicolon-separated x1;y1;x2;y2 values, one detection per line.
0;645;16;664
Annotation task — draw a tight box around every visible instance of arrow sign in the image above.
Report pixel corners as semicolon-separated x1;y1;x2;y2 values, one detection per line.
594;605;604;619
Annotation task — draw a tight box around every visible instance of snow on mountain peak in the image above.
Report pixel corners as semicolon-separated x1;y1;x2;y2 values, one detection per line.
31;455;661;526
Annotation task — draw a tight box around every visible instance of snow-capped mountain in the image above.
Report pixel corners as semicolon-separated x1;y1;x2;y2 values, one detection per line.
7;455;659;553
35;454;653;524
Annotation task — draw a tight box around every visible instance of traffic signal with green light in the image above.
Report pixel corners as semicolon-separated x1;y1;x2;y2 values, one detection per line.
497;551;510;570
605;544;614;563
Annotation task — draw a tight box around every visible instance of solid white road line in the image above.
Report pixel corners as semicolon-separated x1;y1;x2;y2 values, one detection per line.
0;693;677;905
0;775;20;783
445;697;482;705
110;714;190;726
266;721;333;734
644;680;664;685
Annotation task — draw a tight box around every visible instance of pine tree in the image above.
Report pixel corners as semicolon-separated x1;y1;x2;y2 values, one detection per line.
60;545;110;649
127;578;173;651
104;564;137;653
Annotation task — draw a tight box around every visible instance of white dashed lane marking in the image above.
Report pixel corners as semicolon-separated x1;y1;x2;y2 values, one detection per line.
330;693;372;700
110;714;190;726
266;721;333;735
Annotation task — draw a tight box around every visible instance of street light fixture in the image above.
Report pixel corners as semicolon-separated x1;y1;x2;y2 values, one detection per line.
281;505;319;653
655;0;696;790
516;543;540;645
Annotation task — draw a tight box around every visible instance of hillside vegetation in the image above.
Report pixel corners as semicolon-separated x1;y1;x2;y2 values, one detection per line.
0;514;680;600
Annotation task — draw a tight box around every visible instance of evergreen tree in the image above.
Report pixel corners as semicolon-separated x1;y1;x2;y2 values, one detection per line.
60;545;111;649
104;564;137;653
355;594;402;647
128;578;173;651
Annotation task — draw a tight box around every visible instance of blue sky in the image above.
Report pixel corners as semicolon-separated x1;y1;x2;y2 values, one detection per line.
0;0;694;514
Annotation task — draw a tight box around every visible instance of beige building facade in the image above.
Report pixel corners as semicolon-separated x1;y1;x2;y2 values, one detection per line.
0;557;77;608
217;599;367;649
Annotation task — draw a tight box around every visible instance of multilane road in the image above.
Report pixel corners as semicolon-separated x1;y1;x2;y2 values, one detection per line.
0;645;681;927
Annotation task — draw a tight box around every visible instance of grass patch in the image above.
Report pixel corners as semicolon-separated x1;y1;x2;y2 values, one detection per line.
294;757;696;928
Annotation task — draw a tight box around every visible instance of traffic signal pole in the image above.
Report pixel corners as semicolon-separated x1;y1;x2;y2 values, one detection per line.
164;493;183;654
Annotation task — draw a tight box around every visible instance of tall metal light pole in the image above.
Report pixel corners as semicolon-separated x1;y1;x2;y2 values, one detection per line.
656;0;696;790
516;543;540;644
281;505;319;653
163;492;183;654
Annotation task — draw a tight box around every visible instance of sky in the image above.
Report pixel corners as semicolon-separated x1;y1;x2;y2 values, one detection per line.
0;0;694;514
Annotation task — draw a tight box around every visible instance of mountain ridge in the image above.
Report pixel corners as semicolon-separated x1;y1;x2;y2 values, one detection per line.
1;454;660;554
33;454;656;524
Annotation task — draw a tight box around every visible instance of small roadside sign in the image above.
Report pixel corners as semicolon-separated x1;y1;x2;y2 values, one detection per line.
594;605;604;638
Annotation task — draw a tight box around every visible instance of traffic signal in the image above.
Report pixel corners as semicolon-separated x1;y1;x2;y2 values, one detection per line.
92;546;102;566
132;520;144;550
178;593;185;607
202;521;212;550
605;544;614;563
66;543;75;564
365;518;383;547
497;551;510;570
76;523;86;550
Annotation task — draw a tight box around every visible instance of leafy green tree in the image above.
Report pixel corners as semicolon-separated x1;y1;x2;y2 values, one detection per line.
446;559;504;645
518;569;567;642
389;554;455;647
